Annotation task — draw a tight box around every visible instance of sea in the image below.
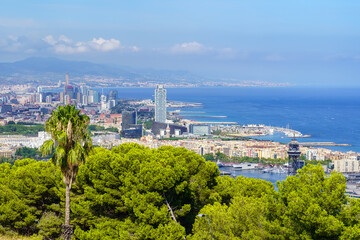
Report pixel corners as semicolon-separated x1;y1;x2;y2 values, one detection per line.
218;166;288;188
98;86;360;184
101;87;360;153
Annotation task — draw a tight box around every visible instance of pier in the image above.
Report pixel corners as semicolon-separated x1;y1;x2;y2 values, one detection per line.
193;121;238;124
300;142;351;147
270;126;305;138
178;115;227;118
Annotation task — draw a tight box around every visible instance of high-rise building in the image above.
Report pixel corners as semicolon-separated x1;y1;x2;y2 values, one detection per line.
109;99;116;108
35;93;43;103
46;95;52;104
101;94;107;110
64;95;71;105
155;85;166;123
80;85;87;95
121;111;143;138
92;90;100;103
65;86;74;99
77;92;82;103
82;95;88;105
122;111;137;130
87;90;94;103
60;92;64;104
109;90;118;102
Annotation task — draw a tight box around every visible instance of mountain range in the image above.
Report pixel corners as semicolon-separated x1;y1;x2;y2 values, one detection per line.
0;57;204;84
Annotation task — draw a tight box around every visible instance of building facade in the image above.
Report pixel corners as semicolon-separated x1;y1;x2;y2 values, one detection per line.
155;85;166;123
122;111;137;130
189;124;211;135
334;157;360;173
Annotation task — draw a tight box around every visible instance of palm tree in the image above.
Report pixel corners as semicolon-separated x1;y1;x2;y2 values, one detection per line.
41;105;92;240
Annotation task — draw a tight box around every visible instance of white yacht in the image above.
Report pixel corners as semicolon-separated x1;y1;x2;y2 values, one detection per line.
232;163;259;170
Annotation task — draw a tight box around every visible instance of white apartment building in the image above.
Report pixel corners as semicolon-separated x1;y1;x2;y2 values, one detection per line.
334;156;360;173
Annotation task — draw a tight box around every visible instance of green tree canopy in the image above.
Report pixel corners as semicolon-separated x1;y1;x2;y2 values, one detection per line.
0;159;63;237
72;143;219;239
191;164;360;240
1;145;360;240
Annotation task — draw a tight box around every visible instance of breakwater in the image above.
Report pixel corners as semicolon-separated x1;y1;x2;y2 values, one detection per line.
300;142;351;147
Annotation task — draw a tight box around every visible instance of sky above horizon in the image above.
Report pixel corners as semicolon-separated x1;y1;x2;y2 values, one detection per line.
0;0;359;86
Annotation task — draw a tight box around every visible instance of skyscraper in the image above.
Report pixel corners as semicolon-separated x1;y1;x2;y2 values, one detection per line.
109;90;118;102
100;94;107;111
155;85;166;123
122;111;137;130
121;111;142;138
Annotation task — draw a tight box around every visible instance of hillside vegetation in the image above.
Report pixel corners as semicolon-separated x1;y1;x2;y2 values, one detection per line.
0;143;359;239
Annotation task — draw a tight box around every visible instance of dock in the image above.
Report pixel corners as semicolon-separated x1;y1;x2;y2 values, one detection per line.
192;121;238;124
300;142;351;147
178;115;227;118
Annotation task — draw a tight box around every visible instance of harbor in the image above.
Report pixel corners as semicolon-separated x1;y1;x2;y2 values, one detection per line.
300;142;351;147
211;124;310;138
218;165;288;187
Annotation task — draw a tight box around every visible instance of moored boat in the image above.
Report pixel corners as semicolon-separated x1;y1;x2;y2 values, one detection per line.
232;163;259;170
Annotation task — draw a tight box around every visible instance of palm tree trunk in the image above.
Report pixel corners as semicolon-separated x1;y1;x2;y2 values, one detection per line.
63;182;72;240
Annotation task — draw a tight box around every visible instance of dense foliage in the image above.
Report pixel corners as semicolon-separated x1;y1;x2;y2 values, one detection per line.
0;144;359;239
72;143;219;239
15;147;39;159
88;125;118;133
204;152;332;166
0;159;63;238
0;123;44;136
192;165;357;240
0;157;14;165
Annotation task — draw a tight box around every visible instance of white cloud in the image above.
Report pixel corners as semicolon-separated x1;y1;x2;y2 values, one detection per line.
0;35;34;53
86;38;121;52
58;35;72;44
130;46;140;52
170;41;209;54
43;35;138;54
169;42;241;60
42;35;57;46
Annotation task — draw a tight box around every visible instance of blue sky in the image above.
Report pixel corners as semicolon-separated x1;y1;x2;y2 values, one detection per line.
0;0;359;86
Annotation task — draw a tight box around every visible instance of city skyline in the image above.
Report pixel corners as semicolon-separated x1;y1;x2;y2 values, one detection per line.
0;1;359;86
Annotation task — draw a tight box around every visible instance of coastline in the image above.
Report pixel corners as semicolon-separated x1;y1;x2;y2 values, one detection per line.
173;105;357;156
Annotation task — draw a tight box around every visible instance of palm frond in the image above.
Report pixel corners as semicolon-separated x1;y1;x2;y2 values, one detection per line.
40;139;55;157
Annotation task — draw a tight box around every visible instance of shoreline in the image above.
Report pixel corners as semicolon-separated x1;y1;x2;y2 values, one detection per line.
175;110;355;155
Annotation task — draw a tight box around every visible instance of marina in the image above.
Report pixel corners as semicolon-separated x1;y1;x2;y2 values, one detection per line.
232;163;259;169
300;142;351;147
218;165;288;187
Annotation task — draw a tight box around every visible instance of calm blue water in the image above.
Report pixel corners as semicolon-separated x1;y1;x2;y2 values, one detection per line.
219;166;288;188
102;87;360;153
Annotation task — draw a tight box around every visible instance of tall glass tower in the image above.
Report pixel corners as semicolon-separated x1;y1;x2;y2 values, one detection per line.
155;85;167;123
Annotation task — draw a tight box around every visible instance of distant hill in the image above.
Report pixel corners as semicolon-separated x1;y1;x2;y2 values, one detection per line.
0;57;203;84
0;57;139;77
0;58;287;87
